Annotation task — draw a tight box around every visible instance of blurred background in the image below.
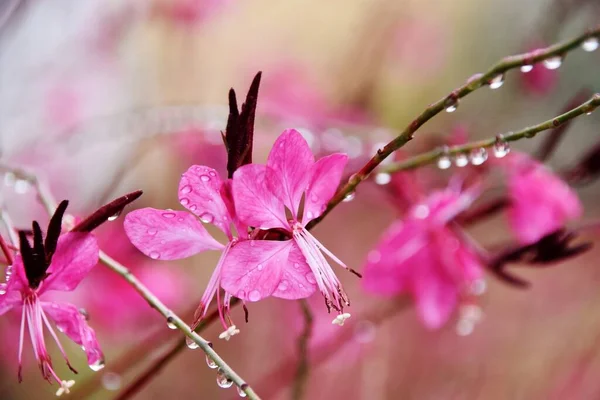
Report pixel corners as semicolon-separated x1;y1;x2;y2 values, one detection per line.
0;0;599;399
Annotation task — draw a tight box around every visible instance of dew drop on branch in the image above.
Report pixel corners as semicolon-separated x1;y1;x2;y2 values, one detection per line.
437;148;452;169
454;153;469;167
216;368;234;388
374;173;391;185
444;97;459;113
206;355;218;369
543;56;563;70
237;386;248;397
469;148;488;166
520;64;533;73
107;210;121;222
487;74;504;89
166;316;177;329
343;192;356;202
187;341;199;349
581;37;599;52
493;135;510;158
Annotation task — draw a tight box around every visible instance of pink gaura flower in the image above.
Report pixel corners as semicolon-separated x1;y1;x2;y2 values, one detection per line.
499;152;582;244
221;129;356;322
362;187;485;329
0;201;102;396
125;165;245;338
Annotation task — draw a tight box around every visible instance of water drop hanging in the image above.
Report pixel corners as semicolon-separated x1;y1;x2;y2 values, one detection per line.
437;146;452;170
216;368;234;388
206;355;218;369
454;153;469;167
444;96;459;113
166;317;177;329
520;64;533;73
543;56;563;70
343;192;356;202
581;37;599;52
107;210;121;222
187;341;199;350
487;74;504;89
469;148;488;166
493;135;510;158
89;359;105;372
237;386;248;397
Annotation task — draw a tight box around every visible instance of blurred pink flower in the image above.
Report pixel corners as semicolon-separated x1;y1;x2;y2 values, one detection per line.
0;205;102;395
125;165;243;337
362;187;484;329
222;129;353;321
500;152;582;244
153;0;228;26
519;43;558;96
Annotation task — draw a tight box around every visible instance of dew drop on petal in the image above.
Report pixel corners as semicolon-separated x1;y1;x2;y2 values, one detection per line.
454;153;469;167
237;386;248;397
101;372;122;391
293;263;300;270
374;173;391;185
149;251;160;260
200;175;211;182
248;290;261;302
200;212;214;223
166;317;177;329
437;155;452;170
216;368;234;388
147;228;157;236
181;185;192;194
543;56;562;70
343;192;356;202
190;205;197;212
257;264;263;271
310;193;319;203
520;64;533;73
305;273;316;284
162;212;176;219
180;198;190;206
487;74;504;89
582;37;599;52
469;148;488;166
209;171;217;177
0;283;7;295
107;210;121;222
206;355;218;369
187;341;199;350
89;359;105;372
236;290;246;299
277;280;289;291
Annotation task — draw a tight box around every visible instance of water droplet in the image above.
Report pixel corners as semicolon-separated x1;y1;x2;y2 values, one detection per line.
101;372;122;391
444;96;459;113
374;173;391;185
0;283;7;295
181;185;192;194
413;204;430;219
237;386;248;397
293;263;300;270
78;308;90;321
149;251;160;260
520;64;533;73
582;37;599;52
487;74;504;89
493;135;510;158
310;193;319;202
437;149;452;170
343;192;355;202
236;290;246;299
469;279;487;296
543;56;562;70
187;341;199;349
305;273;316;284
206;355;218;369
162;212;176;219
190;205;197;212
180;198;190;206
200;212;214;223
216;368;233;388
248;290;261;302
147;228;158;236
89;359;105;372
277;280;289;291
200;175;211;182
257;264;263;271
306;211;314;219
209;171;217;177
354;320;376;343
469;148;488;166
454;153;469;167
166;317;177;329
107;210;121;222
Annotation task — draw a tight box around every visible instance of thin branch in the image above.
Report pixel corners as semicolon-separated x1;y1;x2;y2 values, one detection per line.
0;169;260;400
307;27;600;229
292;299;314;400
379;94;600;174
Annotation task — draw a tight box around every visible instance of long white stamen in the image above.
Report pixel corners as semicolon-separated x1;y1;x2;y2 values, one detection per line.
41;307;74;371
18;305;26;380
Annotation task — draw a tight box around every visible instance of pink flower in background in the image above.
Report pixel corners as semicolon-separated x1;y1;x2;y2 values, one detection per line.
222;129;354;324
362;187;484;329
0;202;102;395
519;43;558;96
500;152;582;244
153;0;228;26
125;165;244;338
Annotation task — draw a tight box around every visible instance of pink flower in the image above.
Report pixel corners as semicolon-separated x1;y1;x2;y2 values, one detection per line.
519;43;558;96
362;188;484;329
221;129;355;321
124;165;244;337
500;152;582;244
0;201;102;395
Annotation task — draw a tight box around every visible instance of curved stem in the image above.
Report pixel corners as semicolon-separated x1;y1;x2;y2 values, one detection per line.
292;299;313;400
307;27;600;229
380;94;600;174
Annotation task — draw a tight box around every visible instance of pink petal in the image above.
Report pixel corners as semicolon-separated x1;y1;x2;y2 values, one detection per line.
124;208;224;260
41;232;99;293
232;164;288;230
178;165;231;236
272;243;317;299
41;301;103;366
303;153;348;223
220;240;292;302
412;263;458;329
266;129;315;215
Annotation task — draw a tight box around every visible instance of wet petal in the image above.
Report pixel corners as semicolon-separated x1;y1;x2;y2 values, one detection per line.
220;240;292;302
124;208;224;260
272;243;317;299
41;302;103;366
41;232;99;293
178;165;231;235
303;153;348;223
232;164;288;230
412;260;458;329
266;129;314;215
